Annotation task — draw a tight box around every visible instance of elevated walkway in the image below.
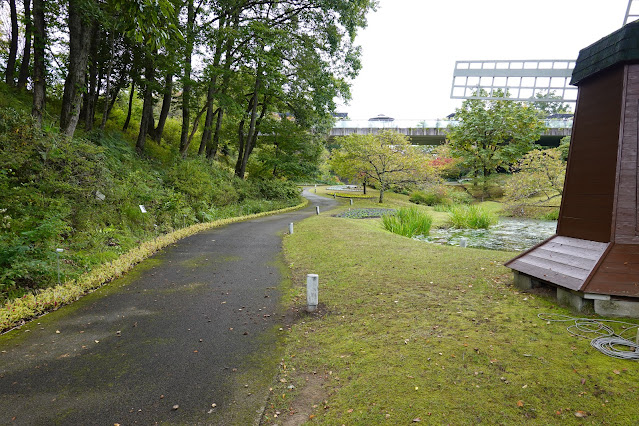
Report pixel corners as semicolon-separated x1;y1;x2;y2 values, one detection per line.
330;119;572;145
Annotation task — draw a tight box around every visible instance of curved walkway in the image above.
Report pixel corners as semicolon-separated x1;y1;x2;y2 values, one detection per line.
0;190;336;425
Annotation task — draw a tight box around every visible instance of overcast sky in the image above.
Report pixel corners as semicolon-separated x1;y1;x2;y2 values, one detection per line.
339;0;631;120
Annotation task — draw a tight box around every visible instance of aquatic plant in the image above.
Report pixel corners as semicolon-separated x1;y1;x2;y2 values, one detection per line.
381;207;433;238
448;205;498;229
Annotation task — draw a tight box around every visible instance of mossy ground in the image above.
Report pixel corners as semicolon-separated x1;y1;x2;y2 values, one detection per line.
263;193;639;425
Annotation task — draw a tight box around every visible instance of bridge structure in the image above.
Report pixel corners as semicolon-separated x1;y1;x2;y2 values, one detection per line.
329;119;572;146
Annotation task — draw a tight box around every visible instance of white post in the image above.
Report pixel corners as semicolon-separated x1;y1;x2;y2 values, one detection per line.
315;206;320;215
350;199;353;205
289;223;294;234
307;274;318;312
314;184;317;193
460;238;467;248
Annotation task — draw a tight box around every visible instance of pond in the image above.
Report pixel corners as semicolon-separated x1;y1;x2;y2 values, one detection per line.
421;218;557;252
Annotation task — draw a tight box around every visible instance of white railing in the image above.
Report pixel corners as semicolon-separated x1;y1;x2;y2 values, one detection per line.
333;119;573;130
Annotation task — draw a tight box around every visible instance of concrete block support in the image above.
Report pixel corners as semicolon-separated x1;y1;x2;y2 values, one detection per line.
594;299;639;318
513;271;533;291
557;288;593;312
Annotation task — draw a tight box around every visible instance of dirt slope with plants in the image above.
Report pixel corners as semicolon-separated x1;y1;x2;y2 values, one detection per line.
0;86;302;306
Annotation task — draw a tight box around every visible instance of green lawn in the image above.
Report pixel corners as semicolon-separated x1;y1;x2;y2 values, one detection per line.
263;194;639;424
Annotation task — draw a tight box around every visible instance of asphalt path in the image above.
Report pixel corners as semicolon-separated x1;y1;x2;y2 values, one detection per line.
0;190;337;425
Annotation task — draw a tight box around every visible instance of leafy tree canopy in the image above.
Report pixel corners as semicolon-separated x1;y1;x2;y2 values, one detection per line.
446;89;544;196
330;130;436;203
528;91;572;116
504;147;566;209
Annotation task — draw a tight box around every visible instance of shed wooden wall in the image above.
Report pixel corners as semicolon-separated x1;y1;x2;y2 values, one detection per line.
613;64;639;245
557;65;624;243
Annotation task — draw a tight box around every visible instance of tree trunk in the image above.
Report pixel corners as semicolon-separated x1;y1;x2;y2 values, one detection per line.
236;119;246;176
136;55;155;154
187;105;207;150
482;165;489;201
153;72;172;141
60;0;94;138
100;32;116;130
179;0;195;157
105;84;120;119
379;187;384;203
17;0;32;89
207;11;237;159
199;16;225;156
31;0;46;127
83;26;100;131
199;80;216;155
5;0;18;85
207;107;224;158
235;77;260;179
236;90;267;179
123;80;135;130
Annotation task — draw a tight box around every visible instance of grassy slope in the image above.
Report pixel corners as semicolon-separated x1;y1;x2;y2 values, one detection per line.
263;195;639;425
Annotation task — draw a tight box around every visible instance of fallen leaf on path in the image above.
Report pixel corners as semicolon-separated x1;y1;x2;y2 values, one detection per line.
517;400;524;407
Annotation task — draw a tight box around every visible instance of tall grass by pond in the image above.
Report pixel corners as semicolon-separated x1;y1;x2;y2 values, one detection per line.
381;207;433;237
448;204;498;229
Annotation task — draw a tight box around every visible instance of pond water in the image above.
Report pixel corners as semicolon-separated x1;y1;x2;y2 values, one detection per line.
420;218;557;252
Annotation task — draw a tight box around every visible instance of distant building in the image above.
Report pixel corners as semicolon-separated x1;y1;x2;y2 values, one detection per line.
368;114;394;122
333;112;349;119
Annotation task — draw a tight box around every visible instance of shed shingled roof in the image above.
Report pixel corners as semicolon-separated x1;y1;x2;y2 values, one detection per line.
571;20;639;85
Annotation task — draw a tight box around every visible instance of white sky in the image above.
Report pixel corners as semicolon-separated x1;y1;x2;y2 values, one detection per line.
340;0;630;120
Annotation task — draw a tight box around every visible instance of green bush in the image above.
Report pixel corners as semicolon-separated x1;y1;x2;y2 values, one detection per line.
409;188;448;206
449;189;473;205
253;179;301;201
381;207;433;238
448;205;498;229
409;185;472;207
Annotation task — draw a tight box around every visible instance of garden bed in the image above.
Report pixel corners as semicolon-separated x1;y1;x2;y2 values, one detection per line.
334;208;396;219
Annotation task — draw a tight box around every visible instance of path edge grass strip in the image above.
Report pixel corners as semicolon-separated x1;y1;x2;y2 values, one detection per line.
0;198;309;333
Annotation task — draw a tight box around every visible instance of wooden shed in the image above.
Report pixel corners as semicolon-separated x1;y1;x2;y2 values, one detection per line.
506;21;639;299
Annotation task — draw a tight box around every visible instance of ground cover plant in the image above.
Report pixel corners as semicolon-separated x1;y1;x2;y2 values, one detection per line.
381;207;433;238
264;209;639;424
333;208;396;219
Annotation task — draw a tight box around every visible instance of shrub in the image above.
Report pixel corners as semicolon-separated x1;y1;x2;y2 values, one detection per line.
409;187;448;206
448;205;498;229
382;207;433;238
252;179;301;201
449;189;473;205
